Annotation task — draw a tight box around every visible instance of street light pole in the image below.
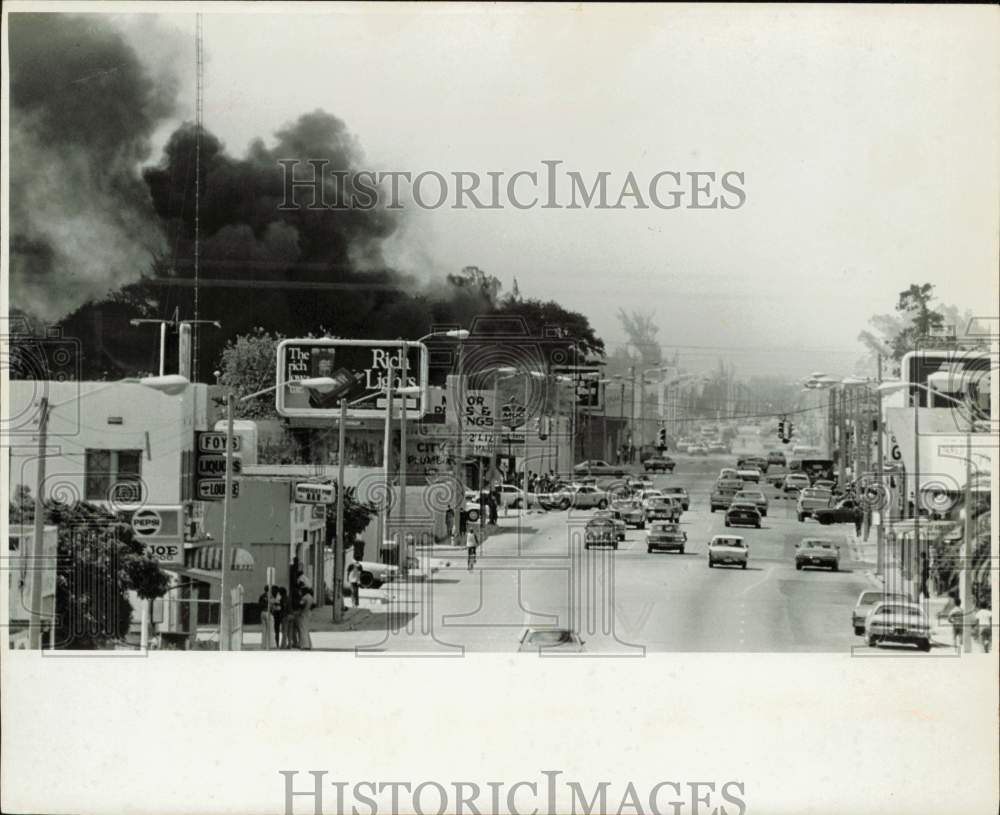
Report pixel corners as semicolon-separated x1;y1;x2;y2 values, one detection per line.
876;353;885;577
380;361;395;559
332;399;347;622
29;398;50;650
220;392;235;650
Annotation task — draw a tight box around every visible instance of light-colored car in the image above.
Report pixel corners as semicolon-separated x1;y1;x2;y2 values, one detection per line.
518;627;586;653
593;509;627;541
497;484;525;508
584;517;618;550
646;521;687;554
541;484;610;511
659;485;690;511
813;479;837;493
628;474;655;490
794;538;840;570
612;498;646;529
644;495;682;522
719;467;739;480
797;488;833;521
708;535;749;569
737;466;762;483
733;490;768;516
634;488;664;503
573;460;626;477
852;590;910;635
865;602;931;651
783;473;812;493
686;444;708;455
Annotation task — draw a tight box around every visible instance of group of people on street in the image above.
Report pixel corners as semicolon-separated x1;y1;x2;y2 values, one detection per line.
527;471;564;495
258;556;315;650
945;596;992;654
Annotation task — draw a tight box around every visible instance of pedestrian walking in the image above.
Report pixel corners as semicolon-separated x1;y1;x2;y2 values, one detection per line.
296;576;314;650
270;585;284;648
918;553;930;600
947;596;965;654
276;586;293;648
466;524;480;570
488;489;498;525
258;589;274;651
975;605;992;653
852;506;863;537
347;559;362;607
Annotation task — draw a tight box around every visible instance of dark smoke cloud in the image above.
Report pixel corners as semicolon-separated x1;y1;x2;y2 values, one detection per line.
9;13;177;320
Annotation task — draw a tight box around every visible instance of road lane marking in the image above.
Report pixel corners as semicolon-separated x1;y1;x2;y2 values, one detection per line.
740;565;776;596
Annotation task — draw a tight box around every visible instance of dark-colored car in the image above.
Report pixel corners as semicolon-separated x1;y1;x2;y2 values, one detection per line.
767;451;787;467
737;455;769;474
725;502;762;529
643;455;676;473
646;522;688;554
710;485;740;512
659;486;690;511
584;517;618;550
813;499;861;525
794;538;840;570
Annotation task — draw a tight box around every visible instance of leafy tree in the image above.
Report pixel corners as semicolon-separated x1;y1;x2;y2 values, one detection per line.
325;486;378;560
216;328;286;419
11;490;172;649
490;296;605;358
617;309;662;368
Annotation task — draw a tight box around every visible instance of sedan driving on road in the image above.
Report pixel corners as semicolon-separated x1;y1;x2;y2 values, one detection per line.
865;601;931;651
710;484;740;512
573;460;626;477
725;502;762;529
593;509;627;541
584;517;618;549
733;489;768;516
646;522;687;554
517;627;586;653
783;473;812;493
736;466;763;483
659;485;690;511
708;535;749;569
611;498;646;529
797;488;833;521
644;495;682;522
794;538;840;570
643;455;676;473
813;498;861;525
542;484;610;510
852;590;910;635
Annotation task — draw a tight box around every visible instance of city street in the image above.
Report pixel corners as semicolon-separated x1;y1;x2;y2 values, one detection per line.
287;433;890;655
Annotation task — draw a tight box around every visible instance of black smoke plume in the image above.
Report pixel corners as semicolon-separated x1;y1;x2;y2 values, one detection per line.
8;13;176;320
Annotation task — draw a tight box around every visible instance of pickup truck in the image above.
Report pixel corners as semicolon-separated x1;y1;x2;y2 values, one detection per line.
794;538;840;570
813;499;861;525
797;488;833;521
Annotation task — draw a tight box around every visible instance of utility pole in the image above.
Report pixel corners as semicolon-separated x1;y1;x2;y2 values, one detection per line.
29;398;50;650
628;366;636;460
380;362;395;558
837;388;847;487
875;353;885;576
332;400;347;622
219;392;235;651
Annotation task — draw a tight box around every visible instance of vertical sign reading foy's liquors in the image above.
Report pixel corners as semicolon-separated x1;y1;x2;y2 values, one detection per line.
276;339;429;420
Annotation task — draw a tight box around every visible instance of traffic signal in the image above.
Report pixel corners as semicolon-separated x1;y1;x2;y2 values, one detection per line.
656;427;668;449
778;419;786;439
785;422;794;441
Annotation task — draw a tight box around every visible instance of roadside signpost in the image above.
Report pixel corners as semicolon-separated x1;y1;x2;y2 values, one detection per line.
195;431;241;501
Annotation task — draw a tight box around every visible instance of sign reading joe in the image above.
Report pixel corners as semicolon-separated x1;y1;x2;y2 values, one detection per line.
276;339;429;419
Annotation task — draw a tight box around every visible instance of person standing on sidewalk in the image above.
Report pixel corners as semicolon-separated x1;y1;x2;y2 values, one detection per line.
947;595;965;654
347;559;362;608
466;524;480;570
270;585;284;649
975;604;992;653
296;575;314;650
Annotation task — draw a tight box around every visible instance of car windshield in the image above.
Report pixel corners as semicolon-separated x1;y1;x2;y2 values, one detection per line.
874;605;923;618
526;630;574;645
804;540;834;548
714;538;744;547
663;487;684;494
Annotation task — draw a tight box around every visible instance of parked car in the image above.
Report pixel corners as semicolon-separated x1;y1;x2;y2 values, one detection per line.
644;495;682;522
584;517;618;550
517;627;586;653
864;602;931;651
643;455;676;473
725;502;762;529
659;485;690;511
593;509;626;541
783;473;812;493
797;488;833;522
733;489;768;516
708;535;749;569
813;498;861;525
497;484;525;508
612;498;646;529
736;466;763;483
646;522;687;554
710;484;740;512
794;538;840;570
767;451;787;467
573;460;626;477
852;590;910;635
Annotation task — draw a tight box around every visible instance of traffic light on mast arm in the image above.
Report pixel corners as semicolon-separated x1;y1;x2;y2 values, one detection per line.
777;419;786;439
657;427;667;449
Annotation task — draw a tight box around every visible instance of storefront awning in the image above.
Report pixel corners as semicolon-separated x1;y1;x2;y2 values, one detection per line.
183;545;255;572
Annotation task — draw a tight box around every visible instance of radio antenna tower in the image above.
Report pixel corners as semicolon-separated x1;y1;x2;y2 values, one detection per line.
193;13;204;380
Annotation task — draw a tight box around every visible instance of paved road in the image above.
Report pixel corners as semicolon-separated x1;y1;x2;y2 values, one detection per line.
342;446;886;655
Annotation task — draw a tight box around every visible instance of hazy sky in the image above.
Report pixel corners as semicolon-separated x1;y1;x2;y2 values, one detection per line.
125;5;997;377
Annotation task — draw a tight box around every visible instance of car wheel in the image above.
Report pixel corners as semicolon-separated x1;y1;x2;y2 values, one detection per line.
755;521;761;528
797;513;805;522
867;636;877;648
597;499;608;509
647;547;653;553
613;543;618;550
741;561;747;570
468;509;480;523
559;499;570;510
584;543;591;550
708;559;714;568
853;625;864;636
359;571;376;589
680;547;685;555
615;470;624;478
637;521;645;530
917;639;931;652
724;520;731;527
831;563;839;572
795;562;802;570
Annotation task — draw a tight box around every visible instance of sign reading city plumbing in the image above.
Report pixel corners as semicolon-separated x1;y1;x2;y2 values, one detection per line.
276;339;428;420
